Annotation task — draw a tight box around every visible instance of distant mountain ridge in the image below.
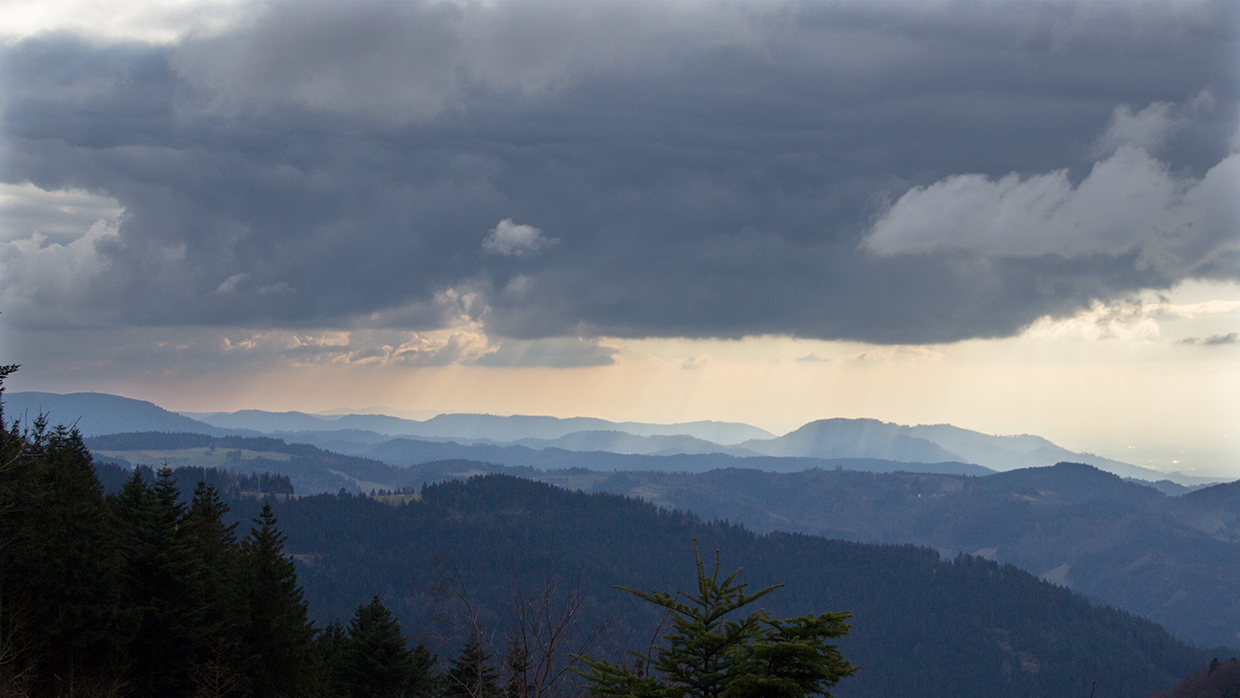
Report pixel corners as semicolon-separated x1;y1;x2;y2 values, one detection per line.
297;434;993;477
5;392;233;437
185;409;776;444
743;418;1169;481
511;430;763;456
741;418;962;462
10;390;1213;484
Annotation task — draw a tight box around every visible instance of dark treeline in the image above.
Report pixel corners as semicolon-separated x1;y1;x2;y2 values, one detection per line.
0;439;590;698
0;370;449;698
94;461;294;499
85;432;405;494
87;432;315;453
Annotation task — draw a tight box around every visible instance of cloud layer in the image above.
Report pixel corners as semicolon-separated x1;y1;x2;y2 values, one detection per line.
2;1;1237;347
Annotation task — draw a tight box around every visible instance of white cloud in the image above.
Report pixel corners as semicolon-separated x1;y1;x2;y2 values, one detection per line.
215;272;248;294
216;326;492;368
1145;299;1240;319
0;219;119;323
0;182;123;243
863;101;1239;271
863;146;1180;257
1021;293;1240;344
1092;101;1181;158
1022;301;1163;342
482;219;557;257
0;0;251;43
354;330;492;368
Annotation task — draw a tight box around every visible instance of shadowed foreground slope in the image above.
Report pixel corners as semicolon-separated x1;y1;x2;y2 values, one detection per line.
226;475;1220;698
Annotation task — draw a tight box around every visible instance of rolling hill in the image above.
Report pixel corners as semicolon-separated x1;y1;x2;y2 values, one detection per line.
5;392;231;437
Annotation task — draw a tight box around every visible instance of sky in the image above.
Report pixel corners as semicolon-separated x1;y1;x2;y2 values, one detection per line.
1;0;1238;477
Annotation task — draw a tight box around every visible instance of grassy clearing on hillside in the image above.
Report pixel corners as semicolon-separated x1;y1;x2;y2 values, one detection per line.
94;447;292;469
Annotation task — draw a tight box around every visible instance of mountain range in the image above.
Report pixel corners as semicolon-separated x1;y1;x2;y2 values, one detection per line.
185;408;777;444
9;390;1215;485
80;428;1240;649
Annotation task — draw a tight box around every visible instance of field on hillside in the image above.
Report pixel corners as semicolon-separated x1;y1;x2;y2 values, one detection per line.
93;447;292;469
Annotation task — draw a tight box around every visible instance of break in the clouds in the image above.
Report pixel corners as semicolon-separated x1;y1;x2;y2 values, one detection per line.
1;1;1238;351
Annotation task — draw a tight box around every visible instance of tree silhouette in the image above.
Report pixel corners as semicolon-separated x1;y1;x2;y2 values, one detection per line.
240;502;317;698
446;633;501;698
575;541;856;698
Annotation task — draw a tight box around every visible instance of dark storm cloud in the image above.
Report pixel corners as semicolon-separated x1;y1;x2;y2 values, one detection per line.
2;1;1237;344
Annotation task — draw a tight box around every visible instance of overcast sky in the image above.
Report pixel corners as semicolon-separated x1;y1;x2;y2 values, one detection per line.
1;0;1237;476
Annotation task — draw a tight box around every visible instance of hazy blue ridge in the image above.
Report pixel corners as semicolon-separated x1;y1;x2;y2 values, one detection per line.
23;390;1213;485
186;408;775;444
7;391;235;437
290;433;994;476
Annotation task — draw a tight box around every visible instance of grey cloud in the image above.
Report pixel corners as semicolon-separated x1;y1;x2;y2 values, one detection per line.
796;353;830;363
171;1;466;123
2;1;1238;346
170;1;758;124
1179;333;1238;345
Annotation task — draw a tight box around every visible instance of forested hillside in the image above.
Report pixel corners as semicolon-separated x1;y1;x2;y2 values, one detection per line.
536;464;1240;648
86;431;413;494
221;475;1219;698
86;430;992;480
83;431;1240;649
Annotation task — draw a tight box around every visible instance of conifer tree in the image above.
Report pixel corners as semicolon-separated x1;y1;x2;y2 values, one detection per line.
241;501;318;698
0;404;126;694
445;633;501;698
576;542;857;698
504;639;533;698
115;467;199;697
337;595;431;698
320;620;351;695
183;481;245;694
